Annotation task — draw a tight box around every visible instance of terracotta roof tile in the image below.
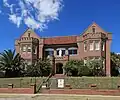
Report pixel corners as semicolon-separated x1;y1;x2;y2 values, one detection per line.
44;36;77;45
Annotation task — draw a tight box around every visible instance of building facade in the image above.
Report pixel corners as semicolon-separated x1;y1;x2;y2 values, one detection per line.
15;22;112;76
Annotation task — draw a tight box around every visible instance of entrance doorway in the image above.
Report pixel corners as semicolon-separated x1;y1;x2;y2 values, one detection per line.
56;63;63;74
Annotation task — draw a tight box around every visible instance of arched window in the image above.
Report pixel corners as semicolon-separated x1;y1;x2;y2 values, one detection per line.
68;47;77;55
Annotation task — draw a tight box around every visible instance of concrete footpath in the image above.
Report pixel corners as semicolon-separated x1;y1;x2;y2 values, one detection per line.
0;94;120;100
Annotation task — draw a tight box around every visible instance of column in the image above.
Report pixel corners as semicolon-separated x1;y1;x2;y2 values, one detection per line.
54;49;57;57
105;40;111;76
65;49;68;55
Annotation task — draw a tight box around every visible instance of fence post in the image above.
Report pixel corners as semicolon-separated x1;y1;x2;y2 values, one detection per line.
31;84;36;94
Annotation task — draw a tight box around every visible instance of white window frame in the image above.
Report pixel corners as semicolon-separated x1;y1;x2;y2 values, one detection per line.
68;47;77;56
95;40;100;50
56;48;66;57
27;46;31;52
84;41;87;52
23;46;27;52
45;48;54;57
89;40;94;51
102;42;105;51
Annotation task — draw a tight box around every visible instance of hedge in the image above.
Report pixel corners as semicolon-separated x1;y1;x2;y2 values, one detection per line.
64;77;120;89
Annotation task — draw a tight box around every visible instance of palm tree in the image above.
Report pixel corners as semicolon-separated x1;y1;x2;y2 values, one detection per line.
0;50;25;77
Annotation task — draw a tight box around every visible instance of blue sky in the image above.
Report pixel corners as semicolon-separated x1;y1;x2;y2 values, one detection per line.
0;0;120;52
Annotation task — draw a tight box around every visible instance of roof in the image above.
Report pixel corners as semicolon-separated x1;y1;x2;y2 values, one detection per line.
44;36;77;45
81;22;107;35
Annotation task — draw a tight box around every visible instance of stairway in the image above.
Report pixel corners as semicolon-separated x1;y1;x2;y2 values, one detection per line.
52;74;65;78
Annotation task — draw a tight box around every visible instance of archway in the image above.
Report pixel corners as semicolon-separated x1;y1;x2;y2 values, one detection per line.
56;63;63;74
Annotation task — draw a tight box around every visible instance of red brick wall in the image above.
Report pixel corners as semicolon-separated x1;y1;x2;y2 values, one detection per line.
42;89;120;96
0;84;36;94
0;88;34;94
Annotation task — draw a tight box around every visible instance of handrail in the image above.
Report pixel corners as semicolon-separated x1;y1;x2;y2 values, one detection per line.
36;73;53;93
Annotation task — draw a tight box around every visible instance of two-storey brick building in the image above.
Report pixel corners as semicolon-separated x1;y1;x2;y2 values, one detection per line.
15;22;112;76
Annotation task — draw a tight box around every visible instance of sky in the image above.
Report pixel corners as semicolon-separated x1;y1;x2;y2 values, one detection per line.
0;0;120;53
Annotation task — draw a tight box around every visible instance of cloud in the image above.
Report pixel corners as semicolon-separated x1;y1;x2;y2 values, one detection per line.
9;14;22;27
1;0;63;31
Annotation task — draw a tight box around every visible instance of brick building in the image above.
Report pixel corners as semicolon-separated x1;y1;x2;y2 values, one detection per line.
15;22;112;76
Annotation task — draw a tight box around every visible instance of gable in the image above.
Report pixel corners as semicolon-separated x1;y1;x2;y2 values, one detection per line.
20;28;40;39
83;22;107;34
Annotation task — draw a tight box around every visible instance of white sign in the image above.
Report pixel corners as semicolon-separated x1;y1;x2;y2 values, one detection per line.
58;79;64;88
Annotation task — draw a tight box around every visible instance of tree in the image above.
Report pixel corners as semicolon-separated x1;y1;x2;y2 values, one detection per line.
63;60;91;76
63;60;79;76
111;52;120;76
26;58;52;77
0;50;25;77
37;58;52;76
26;63;42;77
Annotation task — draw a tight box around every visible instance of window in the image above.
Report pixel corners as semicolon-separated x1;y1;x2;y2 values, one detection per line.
89;40;94;51
84;41;87;52
20;47;22;52
28;32;31;37
45;48;54;57
68;47;77;55
102;42;105;51
56;48;66;57
92;27;95;33
57;50;66;56
27;46;31;52
46;51;54;57
22;45;26;52
95;40;100;50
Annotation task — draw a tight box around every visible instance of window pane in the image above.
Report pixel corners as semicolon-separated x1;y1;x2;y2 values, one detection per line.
89;40;94;51
73;50;77;54
57;50;59;55
57;50;66;56
45;51;53;57
68;50;72;55
95;40;100;50
68;49;77;55
102;42;105;51
22;46;26;52
84;41;87;52
62;50;65;56
28;46;31;52
92;28;95;33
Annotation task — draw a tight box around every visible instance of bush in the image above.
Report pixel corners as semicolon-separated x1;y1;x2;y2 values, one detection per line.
64;60;91;76
25;58;52;77
87;59;105;76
